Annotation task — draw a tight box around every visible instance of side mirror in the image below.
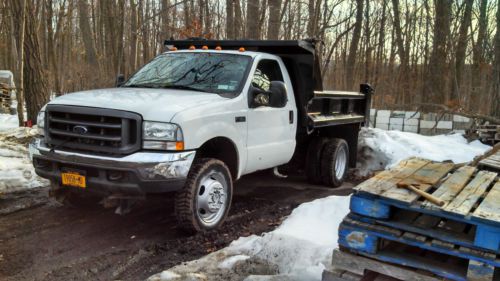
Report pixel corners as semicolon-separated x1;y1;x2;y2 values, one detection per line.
116;74;125;87
268;81;288;108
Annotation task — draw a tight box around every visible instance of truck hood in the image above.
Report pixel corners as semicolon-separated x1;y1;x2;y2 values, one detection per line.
48;88;227;121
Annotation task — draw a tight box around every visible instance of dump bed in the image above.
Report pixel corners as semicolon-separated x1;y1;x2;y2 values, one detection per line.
164;39;372;133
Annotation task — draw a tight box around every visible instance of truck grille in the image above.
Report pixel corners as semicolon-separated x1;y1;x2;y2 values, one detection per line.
45;105;141;155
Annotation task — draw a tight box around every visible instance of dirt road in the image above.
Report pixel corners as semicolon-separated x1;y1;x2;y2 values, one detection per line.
0;172;353;281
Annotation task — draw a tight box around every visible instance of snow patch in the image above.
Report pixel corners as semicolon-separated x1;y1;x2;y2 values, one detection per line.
0;125;47;194
218;255;250;269
159;270;181;280
356;128;490;176
0;113;19;132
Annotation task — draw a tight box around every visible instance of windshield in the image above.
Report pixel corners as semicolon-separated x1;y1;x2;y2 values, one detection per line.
124;52;252;94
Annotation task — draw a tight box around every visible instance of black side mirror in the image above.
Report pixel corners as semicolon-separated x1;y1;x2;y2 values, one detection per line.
116;74;125;87
268;81;288;108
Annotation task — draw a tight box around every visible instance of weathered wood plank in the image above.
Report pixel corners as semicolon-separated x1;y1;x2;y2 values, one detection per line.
479;158;500;170
355;158;430;196
443;171;498;216
424;166;476;208
330;249;441;281
472;180;500;223
381;162;455;204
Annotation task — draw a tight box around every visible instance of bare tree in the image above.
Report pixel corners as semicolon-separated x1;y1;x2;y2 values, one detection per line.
267;0;282;39
246;0;260;39
345;0;363;89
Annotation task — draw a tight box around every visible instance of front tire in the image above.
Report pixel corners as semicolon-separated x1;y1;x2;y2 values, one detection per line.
174;158;233;233
320;139;349;187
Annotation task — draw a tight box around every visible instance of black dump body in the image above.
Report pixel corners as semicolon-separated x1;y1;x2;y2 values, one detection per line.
164;39;372;134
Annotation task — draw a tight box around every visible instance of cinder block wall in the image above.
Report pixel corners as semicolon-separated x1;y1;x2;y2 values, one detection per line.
369;109;472;135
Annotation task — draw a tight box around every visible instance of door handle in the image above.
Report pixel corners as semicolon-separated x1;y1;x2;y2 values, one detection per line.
235;116;246;123
289;110;293;124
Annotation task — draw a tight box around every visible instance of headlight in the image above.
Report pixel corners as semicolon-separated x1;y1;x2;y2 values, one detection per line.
142;121;184;150
37;111;45;135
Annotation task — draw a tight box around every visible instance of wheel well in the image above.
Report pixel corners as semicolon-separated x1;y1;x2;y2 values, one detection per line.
196;137;239;179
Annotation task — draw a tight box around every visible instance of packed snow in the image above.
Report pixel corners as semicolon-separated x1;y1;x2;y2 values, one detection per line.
0;113;20;132
149;127;491;281
356;127;491;176
0;114;47;194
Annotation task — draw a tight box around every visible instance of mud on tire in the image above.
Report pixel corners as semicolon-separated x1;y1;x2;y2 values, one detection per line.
174;158;233;233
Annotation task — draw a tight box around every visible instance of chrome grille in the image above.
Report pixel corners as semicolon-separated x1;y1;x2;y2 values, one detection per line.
45;105;141;155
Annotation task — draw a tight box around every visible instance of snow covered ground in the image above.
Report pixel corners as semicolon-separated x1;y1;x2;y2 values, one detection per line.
149;128;491;281
0;114;48;194
355;127;491;176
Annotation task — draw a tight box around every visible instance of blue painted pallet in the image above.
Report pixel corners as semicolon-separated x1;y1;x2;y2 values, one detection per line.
338;216;499;281
350;193;500;254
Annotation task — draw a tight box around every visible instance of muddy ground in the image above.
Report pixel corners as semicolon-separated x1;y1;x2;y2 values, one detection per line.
0;172;354;281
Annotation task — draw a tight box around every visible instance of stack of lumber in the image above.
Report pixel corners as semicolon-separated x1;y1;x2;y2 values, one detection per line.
478;124;500;145
324;157;500;281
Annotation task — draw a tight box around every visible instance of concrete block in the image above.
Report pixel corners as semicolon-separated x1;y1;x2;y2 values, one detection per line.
389;118;404;125
437;128;452;135
391;111;406;118
421;113;437;121
405;111;421;119
404;118;419;126
437;121;453;129
376;116;390;124
420;120;436;129
403;125;419;133
389;124;403;131
376;123;389;130
453;115;470;122
454;122;472;130
370;108;377;116
377;110;391;117
420;128;436;135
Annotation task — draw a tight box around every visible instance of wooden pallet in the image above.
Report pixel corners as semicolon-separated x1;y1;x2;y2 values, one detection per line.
338;217;499;281
323;249;441;281
480;151;500;172
353;158;500;253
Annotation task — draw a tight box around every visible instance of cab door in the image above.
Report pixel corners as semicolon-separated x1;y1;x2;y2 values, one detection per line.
244;58;296;174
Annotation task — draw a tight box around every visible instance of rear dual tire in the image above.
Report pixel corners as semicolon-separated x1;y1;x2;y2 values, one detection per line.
306;137;349;187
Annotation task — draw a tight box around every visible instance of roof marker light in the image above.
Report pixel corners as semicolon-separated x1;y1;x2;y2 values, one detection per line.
238;47;245;52
202;45;209;50
189;45;196;50
170;46;178;51
215;46;222;50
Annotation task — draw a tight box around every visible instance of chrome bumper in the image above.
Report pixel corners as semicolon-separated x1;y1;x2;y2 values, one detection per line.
29;138;195;194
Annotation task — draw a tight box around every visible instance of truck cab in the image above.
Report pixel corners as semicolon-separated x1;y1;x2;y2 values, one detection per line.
30;40;372;232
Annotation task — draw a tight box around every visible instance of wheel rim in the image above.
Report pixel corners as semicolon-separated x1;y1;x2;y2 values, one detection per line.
196;170;228;227
334;146;347;180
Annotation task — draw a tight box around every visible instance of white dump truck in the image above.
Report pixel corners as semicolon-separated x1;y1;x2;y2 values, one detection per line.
30;40;372;232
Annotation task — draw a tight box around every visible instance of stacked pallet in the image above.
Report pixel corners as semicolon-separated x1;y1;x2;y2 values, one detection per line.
478;125;500;145
324;157;500;281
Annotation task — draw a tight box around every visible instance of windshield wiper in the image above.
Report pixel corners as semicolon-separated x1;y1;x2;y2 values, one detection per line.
162;85;211;93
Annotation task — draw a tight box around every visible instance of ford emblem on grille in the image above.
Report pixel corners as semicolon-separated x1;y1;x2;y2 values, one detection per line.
73;125;89;134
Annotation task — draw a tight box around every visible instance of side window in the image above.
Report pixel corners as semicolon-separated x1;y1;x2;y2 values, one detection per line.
251;60;284;91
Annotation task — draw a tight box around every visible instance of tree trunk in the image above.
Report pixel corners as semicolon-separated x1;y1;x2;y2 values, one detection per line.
77;0;98;67
22;1;50;122
425;0;451;104
8;0;26;125
391;0;409;104
345;0;363;90
452;0;472;103
246;0;260;39
267;0;281;39
491;1;500;117
226;0;234;39
471;0;488;113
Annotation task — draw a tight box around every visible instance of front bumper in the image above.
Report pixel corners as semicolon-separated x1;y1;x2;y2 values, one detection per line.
29;138;195;195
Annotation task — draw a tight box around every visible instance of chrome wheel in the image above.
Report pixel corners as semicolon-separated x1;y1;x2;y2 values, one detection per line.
196;170;228;227
334;145;347;180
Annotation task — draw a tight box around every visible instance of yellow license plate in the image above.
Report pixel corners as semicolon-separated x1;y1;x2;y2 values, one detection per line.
61;172;86;188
